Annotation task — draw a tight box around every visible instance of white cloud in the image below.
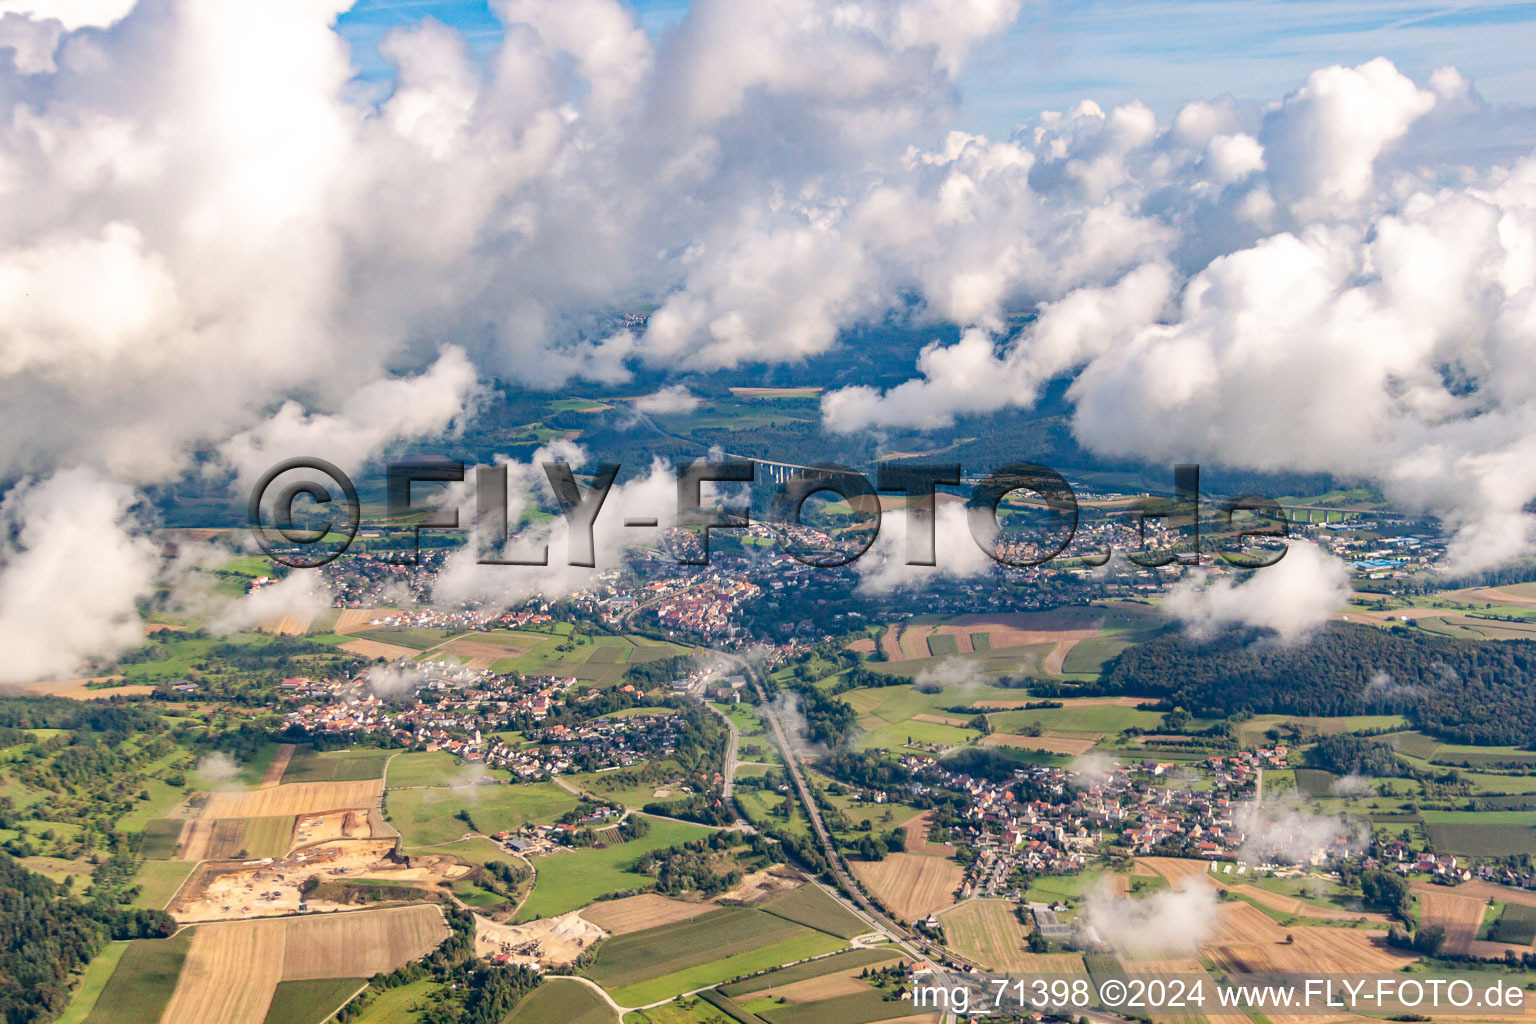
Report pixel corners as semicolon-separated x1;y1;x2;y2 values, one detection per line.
633;384;702;416
0;469;158;683
1162;541;1349;643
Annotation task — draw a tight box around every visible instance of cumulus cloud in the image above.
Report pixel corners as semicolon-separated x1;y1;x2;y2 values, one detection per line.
365;662;425;698
854;500;993;594
1080;876;1219;957
194;751;239;786
1235;793;1363;864
633;385;702;416
209;570;330;636
1162;541;1349;642
0;469;158;683
911;657;984;692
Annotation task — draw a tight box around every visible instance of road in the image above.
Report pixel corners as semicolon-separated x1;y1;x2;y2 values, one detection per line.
707;700;741;798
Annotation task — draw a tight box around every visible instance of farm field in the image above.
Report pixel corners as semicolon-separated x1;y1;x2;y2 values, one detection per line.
388;781;578;847
156;907;448;1024
1423;817;1536;857
260;978;364;1024
1416;887;1488;955
1202;901;1411;975
719;947;906;996
848;853;963;922
384;750;465;789
131;858;198;909
516;814;713;921
346;979;436;1024
507;978;619;1024
57;942;128;1024
583;907;845;1005
200;780;382;819
753;987;916;1024
578;893;714;935
760;882;869;938
281;748;390;784
180;815;297;860
981;732;1100;756
937;900;1043;971
82;928;195;1024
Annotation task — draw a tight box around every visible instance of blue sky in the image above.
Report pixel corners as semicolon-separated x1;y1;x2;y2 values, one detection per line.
334;0;1536;135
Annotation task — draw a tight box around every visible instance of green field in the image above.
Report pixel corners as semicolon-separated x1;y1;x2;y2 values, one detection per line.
262;978;365;1024
516;815;712;921
585;907;842;1000
388;782;579;847
756;988;910;1024
760;884;868;939
83;928;194;1024
719;948;903;997
244;815;298;858
1060;636;1134;674
989;704;1164;735
385;751;465;789
139;820;183;859
57;942;129;1024
348;979;437;1024
507;978;618;1024
1489;904;1536;945
1294;769;1335;797
925;634;959;657
283;747;390;784
1424;821;1536;856
607;933;844;1007
131;859;197;909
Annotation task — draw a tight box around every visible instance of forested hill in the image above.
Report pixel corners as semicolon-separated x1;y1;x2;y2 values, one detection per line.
1097;623;1536;747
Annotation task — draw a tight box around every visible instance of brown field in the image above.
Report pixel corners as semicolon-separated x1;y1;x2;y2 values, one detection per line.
761;970;880;1003
1204;902;1410;976
911;713;970;728
176;818;277;861
161;917;285;1024
283;905;450;979
258;609;316;635
259;744;296;788
8;676;156;700
578;893;712;934
1136;857;1214;886
902;812;957;857
1227;883;1391;924
338;638;419;661
849;853;963;922
982;732;1101;756
727;386;824;397
201;779;382;819
1043;638;1080;674
334;608;396;634
442;639;525;661
938;900;1031;970
1124;959;1250;1024
178;819;215;861
879;612;1103;662
1416;886;1497;956
1432;879;1536;909
161;906;446;1024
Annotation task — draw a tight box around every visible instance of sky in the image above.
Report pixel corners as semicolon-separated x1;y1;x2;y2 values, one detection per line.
333;0;1536;135
2;0;1536;679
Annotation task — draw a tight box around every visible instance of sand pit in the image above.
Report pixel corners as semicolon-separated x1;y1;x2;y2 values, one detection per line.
475;910;606;967
850;853;962;922
291;808;373;850
982;732;1101;755
169;839;467;923
201;779;382;819
719;866;805;904
578;893;712;934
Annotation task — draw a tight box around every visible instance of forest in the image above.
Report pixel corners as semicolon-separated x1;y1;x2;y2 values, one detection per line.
1096;624;1536;746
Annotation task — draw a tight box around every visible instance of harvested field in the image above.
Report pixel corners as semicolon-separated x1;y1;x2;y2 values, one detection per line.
14;676;156;700
1136;857;1213;887
578;893;712;935
756;970;873;1003
283;906;449;979
257;609;316;636
334;608;389;634
201;779;382;819
1228;884;1390;924
338;638;418;661
982;732;1101;756
258;745;295;789
911;713;969;727
1204;902;1410;976
476;911;606;968
938;900;1032;970
1042;639;1079;674
1416;887;1491;955
159;907;446;1024
177;816;294;861
848;853;962;922
878;613;1103;662
1433;879;1536;909
902;812;957;857
160;919;284;1024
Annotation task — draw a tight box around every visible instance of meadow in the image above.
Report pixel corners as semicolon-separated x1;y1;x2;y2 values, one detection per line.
82;928;194;1024
506;978;618;1024
758;883;868;939
387;781;579;847
281;747;390;784
384;751;466;789
515;814;713;921
260;978;365;1024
